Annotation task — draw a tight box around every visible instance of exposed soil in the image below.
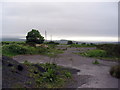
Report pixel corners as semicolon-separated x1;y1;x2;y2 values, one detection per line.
13;47;119;88
2;56;37;88
2;55;81;88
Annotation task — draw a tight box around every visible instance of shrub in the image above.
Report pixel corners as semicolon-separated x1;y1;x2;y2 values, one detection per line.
110;65;120;78
96;44;120;57
26;29;44;44
92;60;99;64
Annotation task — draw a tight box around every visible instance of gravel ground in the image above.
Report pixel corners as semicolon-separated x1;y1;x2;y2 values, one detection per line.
13;47;119;88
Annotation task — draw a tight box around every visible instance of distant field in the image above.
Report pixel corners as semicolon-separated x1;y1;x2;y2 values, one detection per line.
1;41;120;61
2;41;63;57
77;44;120;61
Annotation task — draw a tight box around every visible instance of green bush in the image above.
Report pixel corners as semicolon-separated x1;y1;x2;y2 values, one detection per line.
110;65;120;78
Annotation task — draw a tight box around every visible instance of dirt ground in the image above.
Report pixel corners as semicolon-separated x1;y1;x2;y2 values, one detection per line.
13;47;119;88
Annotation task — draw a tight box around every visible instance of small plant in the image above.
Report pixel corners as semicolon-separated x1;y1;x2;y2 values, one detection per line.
110;65;120;78
43;63;57;71
42;68;57;82
92;60;99;64
23;60;31;66
65;71;72;78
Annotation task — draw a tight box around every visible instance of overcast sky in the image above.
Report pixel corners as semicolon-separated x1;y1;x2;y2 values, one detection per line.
2;1;118;42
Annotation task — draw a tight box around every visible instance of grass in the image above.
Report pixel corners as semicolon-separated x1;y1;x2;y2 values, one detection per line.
2;43;63;57
77;49;119;61
45;49;63;57
2;44;41;57
80;49;107;57
23;61;72;88
92;60;100;64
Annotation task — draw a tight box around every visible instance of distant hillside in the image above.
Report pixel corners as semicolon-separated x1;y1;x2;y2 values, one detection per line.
2;38;25;41
1;38;118;44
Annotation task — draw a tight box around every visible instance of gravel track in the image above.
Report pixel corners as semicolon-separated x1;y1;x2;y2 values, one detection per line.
13;47;119;88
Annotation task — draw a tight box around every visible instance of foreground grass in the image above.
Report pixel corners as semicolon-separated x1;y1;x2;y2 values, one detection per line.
23;61;72;88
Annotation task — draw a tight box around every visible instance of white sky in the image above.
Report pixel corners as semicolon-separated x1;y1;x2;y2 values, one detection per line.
1;0;119;42
1;0;119;2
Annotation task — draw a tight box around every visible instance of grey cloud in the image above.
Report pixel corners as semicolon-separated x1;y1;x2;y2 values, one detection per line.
2;2;118;41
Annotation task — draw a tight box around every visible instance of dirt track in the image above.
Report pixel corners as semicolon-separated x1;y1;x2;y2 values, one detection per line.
13;47;119;88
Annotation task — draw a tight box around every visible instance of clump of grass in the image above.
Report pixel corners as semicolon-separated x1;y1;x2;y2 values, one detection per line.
92;60;100;64
64;71;72;78
110;65;120;78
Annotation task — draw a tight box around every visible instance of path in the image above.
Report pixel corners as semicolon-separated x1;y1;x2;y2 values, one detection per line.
13;47;119;88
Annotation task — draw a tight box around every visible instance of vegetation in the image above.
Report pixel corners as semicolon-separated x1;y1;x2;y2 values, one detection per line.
92;60;100;64
110;65;120;78
2;43;63;57
96;44;120;57
77;44;120;61
2;44;48;57
23;61;72;88
46;41;59;45
70;43;96;47
81;49;107;57
26;29;44;45
2;41;25;45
